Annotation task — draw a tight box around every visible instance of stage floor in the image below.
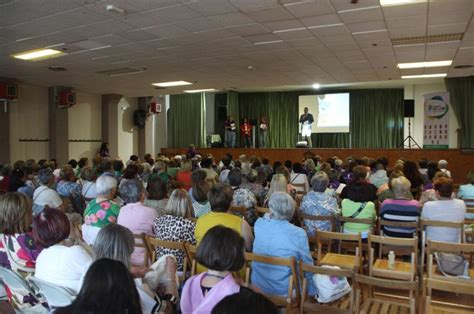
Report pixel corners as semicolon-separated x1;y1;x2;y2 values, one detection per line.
161;147;473;184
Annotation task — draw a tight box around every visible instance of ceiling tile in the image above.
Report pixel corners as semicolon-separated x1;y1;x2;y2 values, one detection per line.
208;12;256;27
226;23;270;36
381;2;427;19
300;14;341;27
175;17;219;32
346;20;386;34
330;0;378;11
148;4;200;21
274;29;314;41
427;23;468;36
245;7;294;23
394;44;426;63
184;0;238;15
284;0;335;18
338;7;383;24
229;0;280;11
262;19;305;32
143;24;190;38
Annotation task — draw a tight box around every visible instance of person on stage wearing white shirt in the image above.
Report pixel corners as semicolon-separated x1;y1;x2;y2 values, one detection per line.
299;107;314;148
259;117;268;148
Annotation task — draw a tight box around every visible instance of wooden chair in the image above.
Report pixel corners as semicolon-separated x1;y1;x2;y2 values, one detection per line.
368;235;417;281
354;274;417;314
424;278;474;314
133;233;150;267
420;219;465;280
316;231;362;273
184;243;198;276
339;216;376;234
229;205;247;217
299;261;354;314
145;236;189;284
244;252;300;313
292;183;308;195
300;213;337;232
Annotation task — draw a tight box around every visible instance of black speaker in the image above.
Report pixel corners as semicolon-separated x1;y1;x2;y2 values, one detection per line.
404;99;415;117
133;110;147;129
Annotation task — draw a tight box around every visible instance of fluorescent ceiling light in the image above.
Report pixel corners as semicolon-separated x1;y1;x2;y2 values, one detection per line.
184;89;217;93
401;73;447;79
312;83;321;89
337;5;379;13
152;81;192;87
273;27;307;33
12;48;66;61
254;40;284;45
308;23;344;29
352;29;387;35
380;0;427;7
398;60;452;69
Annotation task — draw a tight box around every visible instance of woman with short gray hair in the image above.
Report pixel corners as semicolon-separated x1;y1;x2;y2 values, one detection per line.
32;168;67;214
117;179;157;266
251;192;315;297
300;171;338;236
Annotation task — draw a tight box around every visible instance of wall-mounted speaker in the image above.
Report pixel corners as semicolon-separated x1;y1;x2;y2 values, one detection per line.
404;99;415;118
134;110;147;129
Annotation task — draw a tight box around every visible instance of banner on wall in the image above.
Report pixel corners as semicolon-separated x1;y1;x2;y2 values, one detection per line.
423;92;450;149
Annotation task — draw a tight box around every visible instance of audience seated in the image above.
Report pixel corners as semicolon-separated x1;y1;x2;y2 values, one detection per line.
290;162;309;193
341;166;377;237
380;176;420;238
438;159;451;178
80;166;98;200
263;174;289;206
55;258;142;314
144;176;168;217
457;169;474;208
300;172;339;236
228;168;257;224
176;159;193;191
0;192;41;272
241;169;267;206
191;179;211;219
252;192;315;296
201;157;218;186
218;157;232;184
181;225;243;313
378;170;413;203
33;208;92;293
93;223;177;313
195;184;253;252
112;159;124;180
117;179;157;266
369;162;388;188
421;177;466;243
33;168;68;215
403;160;424;197
419;172;451;206
211;286;278;314
153;189;196;271
8;168;33;198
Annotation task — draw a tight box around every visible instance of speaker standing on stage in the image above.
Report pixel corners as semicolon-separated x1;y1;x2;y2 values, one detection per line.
240;118;252;148
259;117;268;148
299;107;314;148
224;116;236;148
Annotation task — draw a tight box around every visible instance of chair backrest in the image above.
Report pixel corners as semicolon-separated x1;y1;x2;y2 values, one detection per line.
229;205;247;216
145;236;189;283
184;243;197;276
256;206;270;217
292;183;307;194
354;274;417;314
426;240;474;281
27;276;76;308
420;219;465;243
378;219;419;237
300;213;336;232
0;267;35;295
299;261;354;314
133;233;150;266
244;252;299;312
424;278;474;313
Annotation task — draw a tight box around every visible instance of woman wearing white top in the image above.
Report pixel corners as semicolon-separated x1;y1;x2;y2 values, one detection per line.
33;208;92;293
290;162;309;193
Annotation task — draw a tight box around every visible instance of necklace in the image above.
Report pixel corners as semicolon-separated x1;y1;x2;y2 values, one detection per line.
205;272;227;279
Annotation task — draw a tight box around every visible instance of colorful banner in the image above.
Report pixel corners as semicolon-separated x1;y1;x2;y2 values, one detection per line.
423;92;450;149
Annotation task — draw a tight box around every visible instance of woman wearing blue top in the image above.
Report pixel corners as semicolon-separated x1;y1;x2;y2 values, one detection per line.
251;192;316;296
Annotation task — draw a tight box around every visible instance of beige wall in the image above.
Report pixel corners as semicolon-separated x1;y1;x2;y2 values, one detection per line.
68;92;102;161
9;83;49;162
404;82;459;148
117;97;138;160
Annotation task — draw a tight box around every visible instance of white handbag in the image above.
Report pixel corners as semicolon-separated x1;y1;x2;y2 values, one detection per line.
312;265;351;303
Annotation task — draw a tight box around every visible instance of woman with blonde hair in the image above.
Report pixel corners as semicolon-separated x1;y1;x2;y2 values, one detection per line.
153;189;196;271
263;174;290;206
176;159;193;191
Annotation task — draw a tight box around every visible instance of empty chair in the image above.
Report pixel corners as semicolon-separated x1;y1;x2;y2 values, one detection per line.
316;231;362;273
424;278;474;314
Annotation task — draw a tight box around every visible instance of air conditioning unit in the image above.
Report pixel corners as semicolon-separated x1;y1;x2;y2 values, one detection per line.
59;91;76;107
0;83;18;99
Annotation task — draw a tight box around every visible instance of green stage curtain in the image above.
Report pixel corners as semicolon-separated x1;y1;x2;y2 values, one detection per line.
445;76;474;148
238;92;299;148
227;91;240;146
169;93;206;147
350;89;404;148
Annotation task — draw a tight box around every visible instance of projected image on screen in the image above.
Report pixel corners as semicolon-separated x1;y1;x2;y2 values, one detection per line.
298;93;350;133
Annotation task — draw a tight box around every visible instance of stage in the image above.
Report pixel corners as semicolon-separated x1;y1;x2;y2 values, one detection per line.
161;147;474;184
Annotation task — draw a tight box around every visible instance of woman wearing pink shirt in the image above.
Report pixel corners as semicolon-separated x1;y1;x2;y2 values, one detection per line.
117;179;157;266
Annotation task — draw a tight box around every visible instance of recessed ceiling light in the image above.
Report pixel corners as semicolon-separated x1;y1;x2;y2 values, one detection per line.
152;81;192;87
401;73;447;79
398;60;452;69
380;0;427;6
184;89;217;93
312;83;321;89
12;48;66;61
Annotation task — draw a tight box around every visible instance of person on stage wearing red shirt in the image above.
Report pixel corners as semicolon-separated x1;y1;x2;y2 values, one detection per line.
240;118;252;148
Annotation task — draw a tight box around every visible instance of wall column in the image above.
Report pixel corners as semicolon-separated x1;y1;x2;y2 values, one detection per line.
48;87;69;165
101;94;121;158
0;100;10;164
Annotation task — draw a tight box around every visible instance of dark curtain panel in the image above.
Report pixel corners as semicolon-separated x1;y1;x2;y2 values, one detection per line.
169;93;206;147
445;76;474;148
311;133;350;148
350;89;404;148
238;92;299;148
